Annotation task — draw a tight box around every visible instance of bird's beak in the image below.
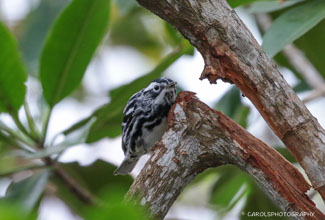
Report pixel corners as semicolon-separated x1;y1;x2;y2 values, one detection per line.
168;82;177;88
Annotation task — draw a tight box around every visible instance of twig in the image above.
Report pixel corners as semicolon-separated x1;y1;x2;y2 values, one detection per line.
302;88;325;103
0;164;48;177
52;162;99;205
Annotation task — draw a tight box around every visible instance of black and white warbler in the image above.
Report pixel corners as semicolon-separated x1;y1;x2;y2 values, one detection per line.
114;77;177;175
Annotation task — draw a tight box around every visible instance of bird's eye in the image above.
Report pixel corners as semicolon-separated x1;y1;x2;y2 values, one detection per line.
153;85;160;91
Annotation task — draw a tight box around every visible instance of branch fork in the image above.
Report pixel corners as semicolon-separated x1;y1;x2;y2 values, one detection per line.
127;92;324;220
136;0;325;201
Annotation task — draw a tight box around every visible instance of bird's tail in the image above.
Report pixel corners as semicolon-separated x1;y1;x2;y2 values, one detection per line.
113;158;139;175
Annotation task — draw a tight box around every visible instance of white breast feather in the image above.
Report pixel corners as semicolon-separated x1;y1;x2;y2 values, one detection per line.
142;117;167;152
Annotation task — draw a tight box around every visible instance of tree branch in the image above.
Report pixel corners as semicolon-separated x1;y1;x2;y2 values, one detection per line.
53;163;98;205
43;156;98;205
127;92;324;219
136;0;325;200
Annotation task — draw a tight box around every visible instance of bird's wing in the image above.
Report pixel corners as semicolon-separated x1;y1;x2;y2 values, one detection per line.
121;90;144;153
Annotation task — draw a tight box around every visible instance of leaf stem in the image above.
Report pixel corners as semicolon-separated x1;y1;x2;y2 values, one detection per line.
0;131;34;152
24;102;40;139
0;122;34;150
0;164;48;177
11;111;38;142
41;108;52;146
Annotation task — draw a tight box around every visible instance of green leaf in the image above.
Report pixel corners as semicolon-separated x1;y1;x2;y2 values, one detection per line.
262;0;325;58
52;160;132;216
273;50;311;93
227;0;253;8
275;147;297;163
51;160;133;217
0;22;27;113
271;12;325;88
85;188;150;220
210;170;248;209
232;105;250;128
164;22;183;46
40;0;110;107
113;0;138;15
0;146;17;175
295;20;325;78
188;168;219;186
0;136;9;154
208;165;289;219
110;7;163;59
59;160;133;197
216;86;241;117
216;87;251;128
0;164;47;178
293;80;311;93
227;0;301;9
0;131;18;150
247;0;303;13
0;203;35;220
227;0;269;8
274;51;304;81
1;171;49;213
19;0;68;73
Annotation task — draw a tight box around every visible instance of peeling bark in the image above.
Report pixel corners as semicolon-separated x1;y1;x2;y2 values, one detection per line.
127;92;324;220
135;0;325;200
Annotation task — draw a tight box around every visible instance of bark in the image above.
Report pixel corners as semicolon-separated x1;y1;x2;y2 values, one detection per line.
127;92;324;220
135;0;325;200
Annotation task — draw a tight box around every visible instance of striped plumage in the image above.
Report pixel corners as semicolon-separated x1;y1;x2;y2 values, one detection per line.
114;77;177;175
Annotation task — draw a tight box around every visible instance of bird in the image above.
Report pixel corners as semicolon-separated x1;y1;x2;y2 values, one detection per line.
114;77;177;175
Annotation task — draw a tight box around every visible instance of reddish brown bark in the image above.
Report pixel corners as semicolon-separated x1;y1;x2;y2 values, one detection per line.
127;92;324;220
136;0;325;200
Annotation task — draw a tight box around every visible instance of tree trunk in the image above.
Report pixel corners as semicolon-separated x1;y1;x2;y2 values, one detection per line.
135;0;325;201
